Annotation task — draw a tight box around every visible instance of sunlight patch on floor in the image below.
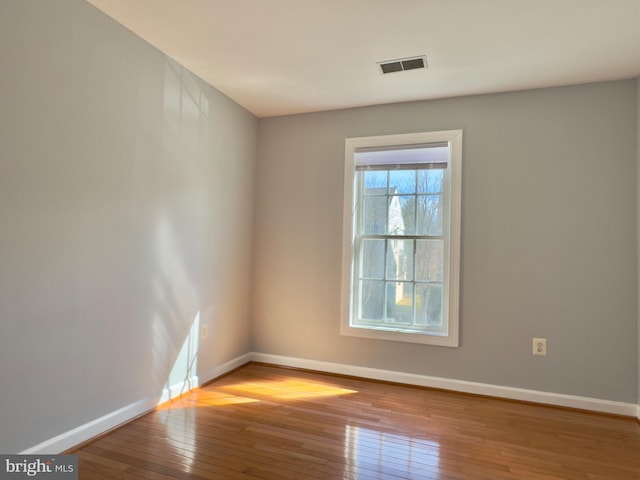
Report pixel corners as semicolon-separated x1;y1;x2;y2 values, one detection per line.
156;376;358;410
224;379;358;400
157;389;260;409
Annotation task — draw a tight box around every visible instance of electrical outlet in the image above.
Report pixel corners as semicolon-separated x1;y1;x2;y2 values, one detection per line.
201;324;208;340
533;338;547;356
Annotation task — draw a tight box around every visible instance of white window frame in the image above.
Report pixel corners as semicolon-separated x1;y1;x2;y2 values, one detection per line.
340;130;462;347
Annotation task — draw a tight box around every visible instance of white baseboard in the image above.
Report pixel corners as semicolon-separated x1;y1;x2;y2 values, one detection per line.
199;352;253;385
21;351;637;454
251;353;638;417
20;353;253;454
157;375;199;405
19;393;161;455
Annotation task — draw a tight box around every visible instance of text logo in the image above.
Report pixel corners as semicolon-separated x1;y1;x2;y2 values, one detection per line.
0;456;77;479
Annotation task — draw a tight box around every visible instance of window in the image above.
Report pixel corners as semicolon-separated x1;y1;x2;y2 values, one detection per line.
341;130;462;346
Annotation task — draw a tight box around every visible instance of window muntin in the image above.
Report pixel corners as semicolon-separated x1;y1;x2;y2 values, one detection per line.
341;131;461;346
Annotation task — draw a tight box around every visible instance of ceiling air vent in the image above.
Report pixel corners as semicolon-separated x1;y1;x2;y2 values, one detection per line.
378;55;427;75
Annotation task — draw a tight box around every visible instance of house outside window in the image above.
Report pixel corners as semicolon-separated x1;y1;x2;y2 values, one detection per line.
341;130;462;346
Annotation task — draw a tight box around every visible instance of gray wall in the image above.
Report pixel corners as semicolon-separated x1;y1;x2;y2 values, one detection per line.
0;0;257;453
253;80;638;403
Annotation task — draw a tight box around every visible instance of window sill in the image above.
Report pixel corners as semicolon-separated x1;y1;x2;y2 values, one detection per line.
340;323;459;347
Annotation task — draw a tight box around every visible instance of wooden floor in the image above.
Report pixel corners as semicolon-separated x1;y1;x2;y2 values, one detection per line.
74;363;640;480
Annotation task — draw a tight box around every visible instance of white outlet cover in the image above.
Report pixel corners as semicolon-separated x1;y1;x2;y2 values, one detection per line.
533;338;547;356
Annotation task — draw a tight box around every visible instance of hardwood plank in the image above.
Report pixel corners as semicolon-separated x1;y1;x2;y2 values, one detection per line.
73;363;640;479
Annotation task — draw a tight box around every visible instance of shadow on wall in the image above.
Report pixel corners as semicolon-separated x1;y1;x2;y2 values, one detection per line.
150;215;202;403
147;58;212;406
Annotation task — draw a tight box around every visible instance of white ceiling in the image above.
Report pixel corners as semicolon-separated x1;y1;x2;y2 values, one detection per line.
86;0;640;118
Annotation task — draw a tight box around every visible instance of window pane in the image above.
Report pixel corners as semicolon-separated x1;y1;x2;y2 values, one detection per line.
417;194;443;235
363;196;387;234
361;239;385;279
418;169;443;194
393;195;415;235
389;170;416;194
386;239;413;281
360;280;384;321
386;282;413;324
415;240;443;282
386;196;405;235
364;170;387;190
415;283;443;327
